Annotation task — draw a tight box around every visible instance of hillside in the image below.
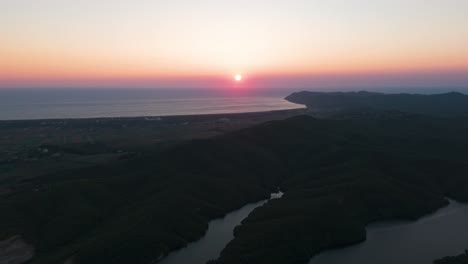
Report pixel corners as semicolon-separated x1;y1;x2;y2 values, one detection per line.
435;251;468;264
2;112;468;263
285;91;468;116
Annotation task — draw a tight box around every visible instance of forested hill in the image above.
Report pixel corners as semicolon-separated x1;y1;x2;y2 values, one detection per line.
285;91;468;116
3;112;468;264
210;114;468;264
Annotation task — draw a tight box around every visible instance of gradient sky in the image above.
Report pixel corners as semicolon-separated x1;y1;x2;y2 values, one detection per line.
1;0;468;89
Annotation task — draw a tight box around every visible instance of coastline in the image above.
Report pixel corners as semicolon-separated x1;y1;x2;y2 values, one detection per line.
0;93;305;121
0;106;306;123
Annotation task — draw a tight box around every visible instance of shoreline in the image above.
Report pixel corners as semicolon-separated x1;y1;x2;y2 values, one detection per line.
0;106;308;180
0;105;306;123
309;199;468;264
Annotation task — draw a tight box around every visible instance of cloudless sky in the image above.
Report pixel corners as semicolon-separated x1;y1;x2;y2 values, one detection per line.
1;0;468;89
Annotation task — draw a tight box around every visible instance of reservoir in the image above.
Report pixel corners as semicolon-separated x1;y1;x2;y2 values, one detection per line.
309;199;468;264
160;191;284;264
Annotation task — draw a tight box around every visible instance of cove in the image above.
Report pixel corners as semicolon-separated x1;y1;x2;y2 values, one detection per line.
309;199;468;264
159;191;284;264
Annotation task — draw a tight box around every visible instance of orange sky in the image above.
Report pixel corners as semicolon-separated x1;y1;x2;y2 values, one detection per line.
1;0;468;88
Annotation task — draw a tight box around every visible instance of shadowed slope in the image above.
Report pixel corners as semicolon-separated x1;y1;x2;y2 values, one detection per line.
2;114;468;264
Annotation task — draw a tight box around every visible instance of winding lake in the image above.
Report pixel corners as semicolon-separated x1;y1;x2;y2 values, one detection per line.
309;200;468;264
160;191;284;264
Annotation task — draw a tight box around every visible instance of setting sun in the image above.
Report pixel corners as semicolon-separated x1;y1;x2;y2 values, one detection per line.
235;74;243;82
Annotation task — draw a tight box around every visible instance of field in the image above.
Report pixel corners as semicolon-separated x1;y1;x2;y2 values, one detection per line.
0;109;305;196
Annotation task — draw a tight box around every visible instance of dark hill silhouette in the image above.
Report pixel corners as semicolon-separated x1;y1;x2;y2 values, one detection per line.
285;91;468;116
3;112;468;264
435;251;468;264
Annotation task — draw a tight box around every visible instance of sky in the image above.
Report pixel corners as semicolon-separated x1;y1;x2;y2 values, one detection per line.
1;0;468;89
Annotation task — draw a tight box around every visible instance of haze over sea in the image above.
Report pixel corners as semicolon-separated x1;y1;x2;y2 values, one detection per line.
0;88;308;121
2;87;465;121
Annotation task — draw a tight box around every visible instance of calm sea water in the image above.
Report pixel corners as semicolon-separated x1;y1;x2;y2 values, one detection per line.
0;89;304;120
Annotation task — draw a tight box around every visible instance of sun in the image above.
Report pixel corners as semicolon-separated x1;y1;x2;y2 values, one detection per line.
234;74;243;81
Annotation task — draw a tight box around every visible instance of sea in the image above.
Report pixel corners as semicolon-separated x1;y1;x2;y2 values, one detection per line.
0;88;304;120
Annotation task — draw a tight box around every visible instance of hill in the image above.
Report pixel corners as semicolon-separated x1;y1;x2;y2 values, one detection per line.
285;91;468;116
2;111;468;263
435;251;468;264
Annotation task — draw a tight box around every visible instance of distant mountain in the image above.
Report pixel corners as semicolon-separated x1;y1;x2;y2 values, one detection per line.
285;91;468;116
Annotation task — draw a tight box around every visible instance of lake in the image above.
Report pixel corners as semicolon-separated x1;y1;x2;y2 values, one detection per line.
160;191;284;264
309;199;468;264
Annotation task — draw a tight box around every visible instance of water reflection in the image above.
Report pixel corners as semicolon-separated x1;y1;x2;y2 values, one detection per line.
160;191;283;264
310;200;468;264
